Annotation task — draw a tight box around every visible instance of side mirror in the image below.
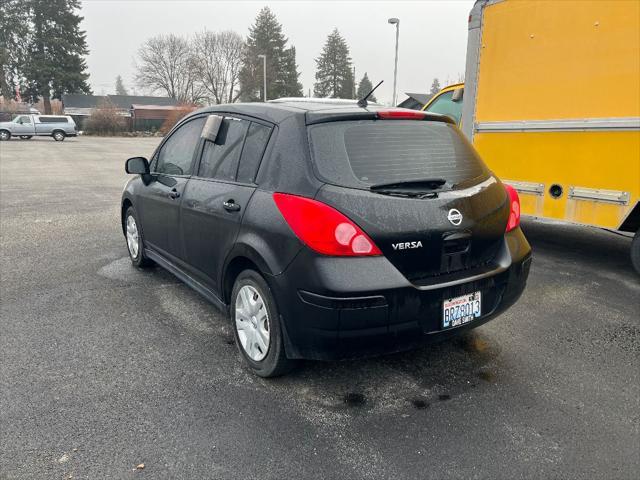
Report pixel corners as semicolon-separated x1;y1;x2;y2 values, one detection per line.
201;114;223;142
125;156;149;175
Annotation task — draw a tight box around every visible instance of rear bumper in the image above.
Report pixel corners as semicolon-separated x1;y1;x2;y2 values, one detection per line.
269;228;532;360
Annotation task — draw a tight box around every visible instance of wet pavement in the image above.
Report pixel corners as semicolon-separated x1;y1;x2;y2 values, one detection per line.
1;137;638;479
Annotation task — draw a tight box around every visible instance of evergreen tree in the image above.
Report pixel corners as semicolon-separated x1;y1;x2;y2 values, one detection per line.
429;78;441;95
356;72;376;102
0;0;29;99
115;75;128;96
239;7;302;102
314;29;354;99
21;0;91;113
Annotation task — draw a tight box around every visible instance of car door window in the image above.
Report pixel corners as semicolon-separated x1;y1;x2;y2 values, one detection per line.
236;122;272;184
425;90;463;124
19;116;32;124
154;117;205;176
198;117;249;181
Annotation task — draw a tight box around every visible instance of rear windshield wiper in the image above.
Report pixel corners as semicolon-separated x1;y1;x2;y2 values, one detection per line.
371;189;439;199
369;178;448;191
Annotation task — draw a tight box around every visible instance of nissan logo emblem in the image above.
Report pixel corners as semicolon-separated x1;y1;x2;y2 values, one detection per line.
447;209;463;226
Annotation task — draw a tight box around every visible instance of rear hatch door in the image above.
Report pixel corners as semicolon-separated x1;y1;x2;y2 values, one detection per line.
307;118;510;283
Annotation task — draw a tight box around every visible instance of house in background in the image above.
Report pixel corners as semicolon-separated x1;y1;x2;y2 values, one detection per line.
0;100;40;121
61;94;180;130
397;92;433;110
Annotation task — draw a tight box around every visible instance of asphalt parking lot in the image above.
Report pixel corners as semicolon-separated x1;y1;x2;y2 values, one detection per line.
1;136;638;480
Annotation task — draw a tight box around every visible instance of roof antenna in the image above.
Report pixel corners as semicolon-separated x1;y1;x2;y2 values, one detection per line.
357;80;383;108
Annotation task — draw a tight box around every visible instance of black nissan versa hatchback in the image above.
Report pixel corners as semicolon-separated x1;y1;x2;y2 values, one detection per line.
121;99;531;377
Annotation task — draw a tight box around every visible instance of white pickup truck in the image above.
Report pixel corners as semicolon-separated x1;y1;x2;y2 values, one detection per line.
0;114;78;141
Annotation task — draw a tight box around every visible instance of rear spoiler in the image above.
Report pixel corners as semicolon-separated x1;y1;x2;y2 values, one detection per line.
305;108;457;126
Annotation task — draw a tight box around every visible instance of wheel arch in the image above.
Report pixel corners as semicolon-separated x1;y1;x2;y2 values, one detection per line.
221;246;274;304
619;201;640;233
121;198;133;235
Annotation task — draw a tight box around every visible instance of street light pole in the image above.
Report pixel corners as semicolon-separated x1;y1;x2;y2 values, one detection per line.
258;54;267;102
388;18;400;106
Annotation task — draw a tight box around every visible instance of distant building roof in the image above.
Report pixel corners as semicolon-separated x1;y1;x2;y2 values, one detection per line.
62;94;179;110
397;92;433;110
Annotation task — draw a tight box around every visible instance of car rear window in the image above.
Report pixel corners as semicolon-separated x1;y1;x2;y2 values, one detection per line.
307;120;488;189
39;116;68;123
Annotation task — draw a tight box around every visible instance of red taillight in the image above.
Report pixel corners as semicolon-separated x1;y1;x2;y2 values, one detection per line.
273;193;382;256
505;185;521;232
377;110;426;120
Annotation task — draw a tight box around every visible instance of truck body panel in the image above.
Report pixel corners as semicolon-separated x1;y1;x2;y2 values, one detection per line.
425;0;640;233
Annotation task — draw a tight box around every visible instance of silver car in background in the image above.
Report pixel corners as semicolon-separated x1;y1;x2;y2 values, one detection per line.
0;114;78;141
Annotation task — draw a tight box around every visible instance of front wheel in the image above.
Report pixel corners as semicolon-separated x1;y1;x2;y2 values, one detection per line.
631;229;640;275
124;206;153;268
0;130;10;141
231;270;294;377
52;131;65;141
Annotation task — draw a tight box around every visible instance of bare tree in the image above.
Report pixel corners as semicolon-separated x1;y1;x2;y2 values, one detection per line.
134;34;203;103
193;30;244;104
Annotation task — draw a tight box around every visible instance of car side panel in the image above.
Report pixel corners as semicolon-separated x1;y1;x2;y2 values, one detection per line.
180;178;256;292
230;190;306;278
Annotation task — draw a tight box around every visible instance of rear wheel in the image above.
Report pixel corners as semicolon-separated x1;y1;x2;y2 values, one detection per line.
0;130;10;141
20;135;32;140
124;206;153;268
231;269;294;377
52;130;65;141
631;229;640;275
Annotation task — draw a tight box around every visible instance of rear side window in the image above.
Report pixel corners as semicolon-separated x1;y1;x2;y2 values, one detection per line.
236;122;271;184
307;120;487;189
39;116;68;123
198;117;249;181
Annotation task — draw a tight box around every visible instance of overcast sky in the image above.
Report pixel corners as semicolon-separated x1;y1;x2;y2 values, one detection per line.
80;0;475;105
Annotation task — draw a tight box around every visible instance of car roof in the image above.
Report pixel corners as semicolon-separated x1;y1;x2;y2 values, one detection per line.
189;99;454;126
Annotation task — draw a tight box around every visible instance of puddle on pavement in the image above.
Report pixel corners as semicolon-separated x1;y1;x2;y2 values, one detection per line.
238;329;504;428
343;392;367;408
96;256;157;283
478;370;496;382
410;398;429;410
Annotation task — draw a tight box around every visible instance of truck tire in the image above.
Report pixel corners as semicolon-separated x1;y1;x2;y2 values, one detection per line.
0;130;10;141
20;135;33;140
631;229;640;275
52;130;66;141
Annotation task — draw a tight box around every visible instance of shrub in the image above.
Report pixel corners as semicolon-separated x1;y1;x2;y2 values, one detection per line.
160;104;198;135
83;100;127;135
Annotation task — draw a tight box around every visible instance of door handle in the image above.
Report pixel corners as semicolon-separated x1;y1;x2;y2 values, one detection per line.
169;188;180;199
223;199;241;212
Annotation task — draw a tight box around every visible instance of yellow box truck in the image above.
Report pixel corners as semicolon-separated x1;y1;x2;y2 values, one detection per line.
423;0;640;272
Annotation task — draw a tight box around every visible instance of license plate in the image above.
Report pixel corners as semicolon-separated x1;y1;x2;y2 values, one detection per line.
442;291;482;329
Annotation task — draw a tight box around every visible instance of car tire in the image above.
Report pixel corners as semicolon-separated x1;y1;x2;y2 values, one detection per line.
631;229;640;275
20;135;33;140
0;130;10;141
231;269;294;377
124;206;154;268
52;131;65;141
